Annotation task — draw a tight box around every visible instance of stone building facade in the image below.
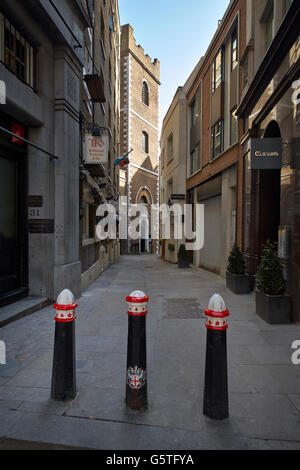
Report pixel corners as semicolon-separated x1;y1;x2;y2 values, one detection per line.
0;0;122;308
80;0;121;292
119;24;160;254
0;0;90;307
160;57;203;263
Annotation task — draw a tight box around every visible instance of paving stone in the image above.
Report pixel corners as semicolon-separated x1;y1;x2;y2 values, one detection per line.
0;254;300;449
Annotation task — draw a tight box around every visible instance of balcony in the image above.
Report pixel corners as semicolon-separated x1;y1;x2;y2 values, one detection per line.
83;73;106;103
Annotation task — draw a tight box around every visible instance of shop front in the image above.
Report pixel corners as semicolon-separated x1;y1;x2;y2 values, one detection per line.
237;1;300;320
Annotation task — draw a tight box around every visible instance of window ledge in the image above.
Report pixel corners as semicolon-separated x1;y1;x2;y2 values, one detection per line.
188;167;203;179
209;142;239;164
82;237;96;247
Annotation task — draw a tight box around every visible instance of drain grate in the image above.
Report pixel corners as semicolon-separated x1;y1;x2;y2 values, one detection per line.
164;298;204;319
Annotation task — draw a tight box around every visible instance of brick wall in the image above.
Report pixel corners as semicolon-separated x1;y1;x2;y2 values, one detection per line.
120;24;160;250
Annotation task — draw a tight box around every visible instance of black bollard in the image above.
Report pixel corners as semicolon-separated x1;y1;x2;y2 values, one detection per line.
51;289;77;401
126;290;149;410
203;293;230;420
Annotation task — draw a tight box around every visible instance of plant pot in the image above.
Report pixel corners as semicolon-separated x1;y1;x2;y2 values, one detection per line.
226;271;251;294
178;258;189;269
255;289;292;324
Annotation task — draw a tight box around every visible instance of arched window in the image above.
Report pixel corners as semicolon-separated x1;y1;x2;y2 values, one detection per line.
142;80;149;106
142;131;149;154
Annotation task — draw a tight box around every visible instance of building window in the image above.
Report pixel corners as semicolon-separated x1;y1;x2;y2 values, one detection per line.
231;30;238;71
1;14;35;88
211;120;224;159
142;80;149;106
211;48;223;94
230;107;238;146
161;149;164;169
189;144;200;176
261;0;274;52
142;131;149;154
167;133;173;163
283;0;292;17
83;204;96;240
100;10;106;64
190;98;197;127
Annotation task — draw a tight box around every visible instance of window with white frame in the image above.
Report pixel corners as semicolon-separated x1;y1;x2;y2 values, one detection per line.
230;107;238;146
231;29;238;71
190;144;200;176
211;120;224;159
211;48;224;94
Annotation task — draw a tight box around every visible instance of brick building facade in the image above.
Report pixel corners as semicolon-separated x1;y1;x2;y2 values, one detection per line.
185;0;247;277
119;24;160;254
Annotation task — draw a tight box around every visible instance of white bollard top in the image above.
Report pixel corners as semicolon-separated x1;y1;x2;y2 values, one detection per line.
129;290;146;299
54;289;78;323
56;289;75;306
208;293;227;313
205;293;229;331
126;290;149;317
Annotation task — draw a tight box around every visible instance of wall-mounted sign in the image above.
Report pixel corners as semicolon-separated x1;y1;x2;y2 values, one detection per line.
84;133;108;164
171;194;186;200
28;196;43;208
11;122;25;147
250;138;282;170
29;219;54;234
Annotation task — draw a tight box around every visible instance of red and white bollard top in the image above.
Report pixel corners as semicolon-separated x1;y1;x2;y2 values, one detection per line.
126;290;149;317
54;289;78;323
204;294;230;331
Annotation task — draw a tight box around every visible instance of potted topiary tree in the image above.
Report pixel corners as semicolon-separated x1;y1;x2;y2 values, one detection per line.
256;240;291;324
226;243;251;294
178;244;190;269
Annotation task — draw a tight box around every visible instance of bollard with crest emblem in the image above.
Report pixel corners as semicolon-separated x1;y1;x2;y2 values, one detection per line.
126;290;149;410
51;289;78;401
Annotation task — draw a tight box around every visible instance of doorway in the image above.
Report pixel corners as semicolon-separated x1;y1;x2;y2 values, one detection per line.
255;120;281;255
0;141;28;307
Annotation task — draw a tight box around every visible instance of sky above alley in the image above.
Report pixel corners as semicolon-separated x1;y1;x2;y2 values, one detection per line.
118;0;230;132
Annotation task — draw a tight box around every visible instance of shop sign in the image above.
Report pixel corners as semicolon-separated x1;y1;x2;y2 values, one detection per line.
250;138;282;170
84;133;108;164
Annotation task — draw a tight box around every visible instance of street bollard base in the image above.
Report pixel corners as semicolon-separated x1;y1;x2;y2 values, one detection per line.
51;321;76;401
126;386;148;411
203;327;229;420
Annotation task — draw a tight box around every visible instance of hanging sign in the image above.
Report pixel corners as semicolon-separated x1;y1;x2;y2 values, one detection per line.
84;133;108;164
250;138;282;170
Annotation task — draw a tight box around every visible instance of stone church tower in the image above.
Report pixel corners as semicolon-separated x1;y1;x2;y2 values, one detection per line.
119;24;160;253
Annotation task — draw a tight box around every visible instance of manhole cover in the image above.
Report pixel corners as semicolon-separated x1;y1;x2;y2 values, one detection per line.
164;298;204;319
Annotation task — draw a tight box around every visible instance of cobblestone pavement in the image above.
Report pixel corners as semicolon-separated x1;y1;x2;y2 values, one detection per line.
0;255;300;450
